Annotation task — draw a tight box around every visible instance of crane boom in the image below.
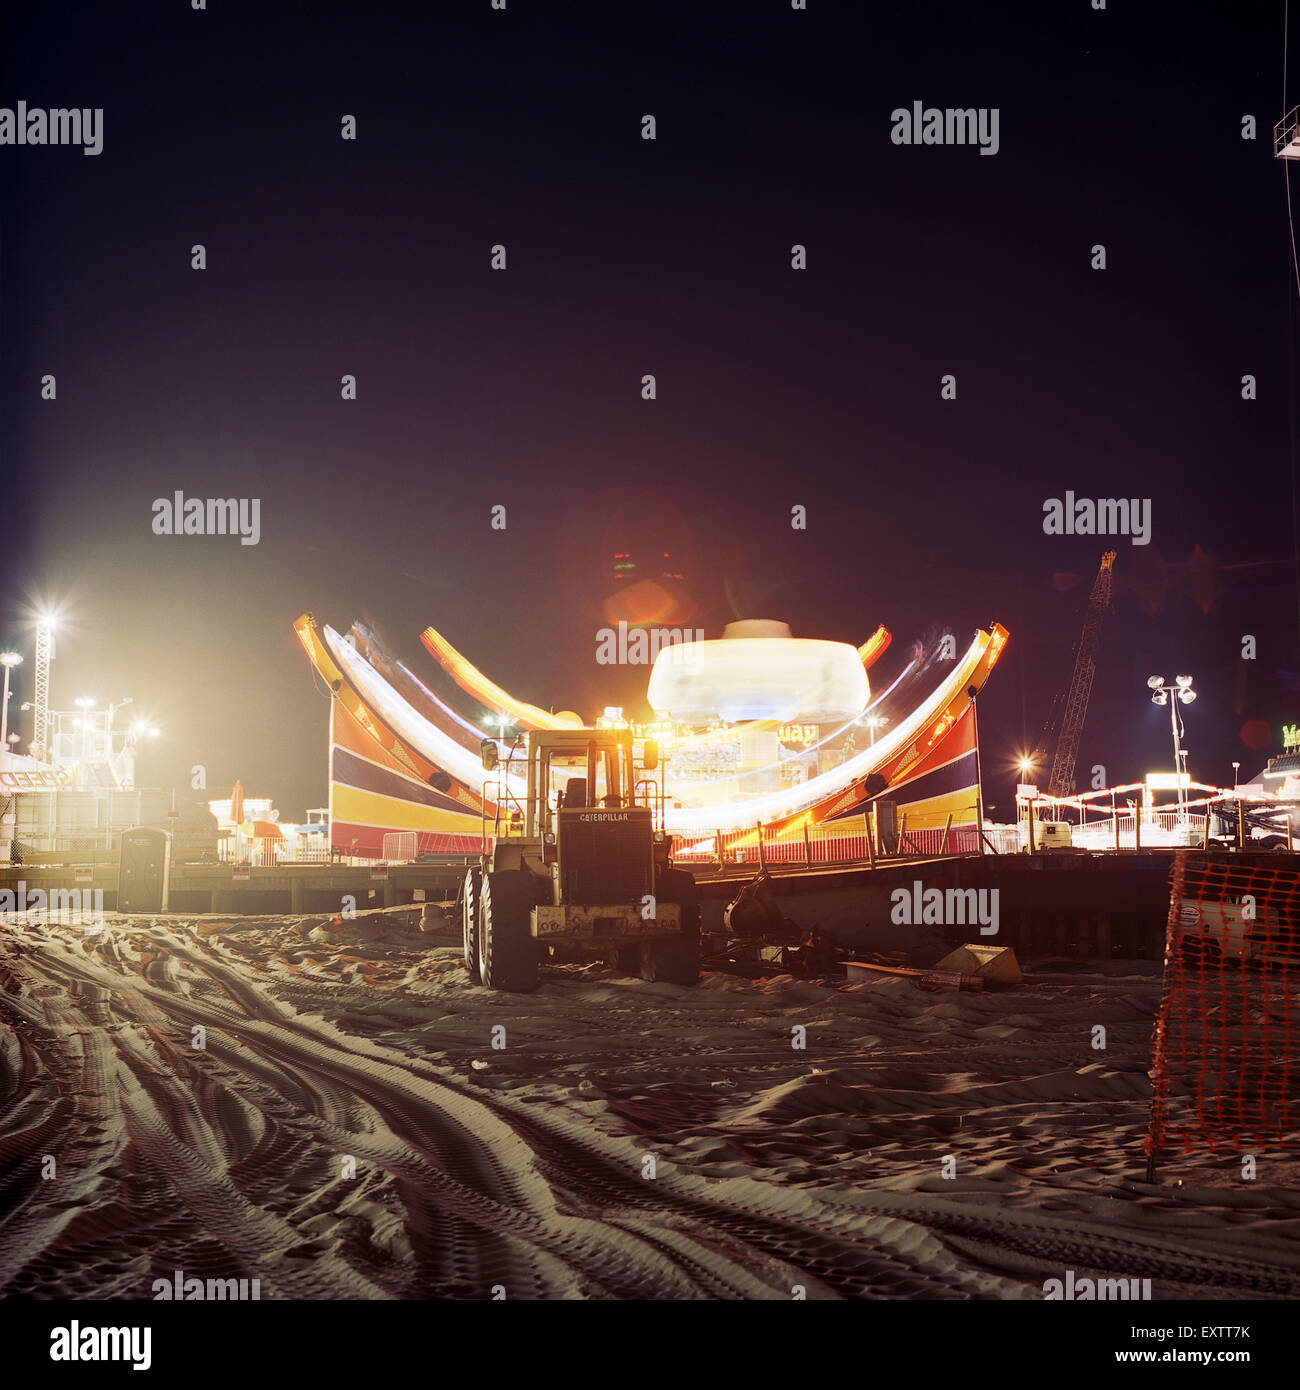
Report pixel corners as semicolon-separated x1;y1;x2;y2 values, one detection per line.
1046;550;1116;798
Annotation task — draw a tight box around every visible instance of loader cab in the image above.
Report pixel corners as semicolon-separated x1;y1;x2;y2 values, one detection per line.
544;740;627;822
479;728;667;880
467;725;698;993
480;729;662;837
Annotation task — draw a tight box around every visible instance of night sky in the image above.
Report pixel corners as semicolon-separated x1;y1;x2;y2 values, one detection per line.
2;1;1297;819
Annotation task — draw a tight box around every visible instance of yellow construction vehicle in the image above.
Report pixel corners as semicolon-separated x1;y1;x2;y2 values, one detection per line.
462;728;700;992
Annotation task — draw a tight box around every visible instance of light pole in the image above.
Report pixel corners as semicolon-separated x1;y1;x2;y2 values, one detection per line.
124;720;159;790
74;697;94;789
0;652;22;753
482;712;511;742
1147;675;1196;820
862;713;886;746
1232;761;1240;791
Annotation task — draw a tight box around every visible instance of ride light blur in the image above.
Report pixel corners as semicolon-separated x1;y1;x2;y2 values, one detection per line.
647;621;869;724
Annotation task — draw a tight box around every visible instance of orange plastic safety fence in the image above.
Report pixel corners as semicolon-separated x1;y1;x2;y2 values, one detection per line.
1146;852;1300;1158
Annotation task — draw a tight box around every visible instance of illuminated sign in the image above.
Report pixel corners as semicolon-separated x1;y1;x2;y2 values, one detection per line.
778;724;818;747
0;768;74;791
1283;723;1300;750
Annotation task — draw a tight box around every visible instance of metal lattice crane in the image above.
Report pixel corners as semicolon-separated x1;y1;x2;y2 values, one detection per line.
1039;551;1116;798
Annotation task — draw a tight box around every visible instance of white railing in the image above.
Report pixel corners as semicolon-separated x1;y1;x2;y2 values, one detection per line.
382;831;418;863
1275;105;1300;157
1064;812;1206;850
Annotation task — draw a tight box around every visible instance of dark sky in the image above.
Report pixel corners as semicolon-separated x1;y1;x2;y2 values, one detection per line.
2;0;1298;818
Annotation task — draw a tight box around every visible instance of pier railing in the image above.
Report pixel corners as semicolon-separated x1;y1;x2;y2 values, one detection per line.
673;806;994;871
669;800;1214;873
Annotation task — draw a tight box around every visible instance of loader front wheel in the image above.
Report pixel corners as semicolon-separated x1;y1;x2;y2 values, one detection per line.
462;867;483;983
479;870;539;993
639;934;701;986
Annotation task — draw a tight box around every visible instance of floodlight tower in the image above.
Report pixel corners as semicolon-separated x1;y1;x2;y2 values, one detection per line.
1147;675;1197;819
32;616;57;763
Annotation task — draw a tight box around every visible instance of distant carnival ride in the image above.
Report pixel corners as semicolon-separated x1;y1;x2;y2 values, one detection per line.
294;613;1007;859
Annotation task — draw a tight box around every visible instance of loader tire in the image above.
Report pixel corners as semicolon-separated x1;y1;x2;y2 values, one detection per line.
642;865;702;984
479;870;539;993
656;866;701;940
612;943;640;974
462;867;483;983
639;933;701;986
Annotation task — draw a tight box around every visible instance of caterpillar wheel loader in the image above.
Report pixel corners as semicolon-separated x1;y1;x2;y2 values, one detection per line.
461;727;700;993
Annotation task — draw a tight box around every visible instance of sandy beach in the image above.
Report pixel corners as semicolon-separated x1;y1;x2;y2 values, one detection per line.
2;908;1299;1300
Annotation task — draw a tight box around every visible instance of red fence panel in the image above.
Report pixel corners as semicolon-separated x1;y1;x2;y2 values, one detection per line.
1146;852;1300;1162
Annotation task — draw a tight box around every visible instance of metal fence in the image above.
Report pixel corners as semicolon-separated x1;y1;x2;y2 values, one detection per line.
382;831;418;862
670;803;1214;872
673;808;991;870
217;837;332;865
1070;812;1206;851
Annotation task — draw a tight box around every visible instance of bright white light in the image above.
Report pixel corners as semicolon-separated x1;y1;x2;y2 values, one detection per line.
1152;692;1168;706
326;627;532;802
75;697;94;710
1175;674;1193;688
1177;689;1196;704
648;637;868;723
1147;675;1164;689
0;652;21;669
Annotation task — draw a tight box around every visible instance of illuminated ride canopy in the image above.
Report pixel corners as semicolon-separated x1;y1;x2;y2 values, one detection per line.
647;636;869;724
296;612;1007;842
420;619;890;746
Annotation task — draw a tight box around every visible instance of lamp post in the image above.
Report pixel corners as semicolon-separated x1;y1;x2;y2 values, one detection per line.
1147;675;1196;821
0;652;22;753
1232;761;1240;791
482;712;511;741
